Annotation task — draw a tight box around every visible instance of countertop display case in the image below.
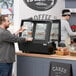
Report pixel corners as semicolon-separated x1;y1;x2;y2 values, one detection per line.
18;19;61;54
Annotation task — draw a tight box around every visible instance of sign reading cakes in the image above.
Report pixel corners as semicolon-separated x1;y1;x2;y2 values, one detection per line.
50;62;73;76
23;0;57;11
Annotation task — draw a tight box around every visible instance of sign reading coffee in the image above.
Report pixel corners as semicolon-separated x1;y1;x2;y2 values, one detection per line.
23;0;57;11
15;0;64;26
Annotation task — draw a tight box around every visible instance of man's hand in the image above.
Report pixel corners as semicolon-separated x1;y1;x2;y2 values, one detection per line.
15;27;26;35
25;38;33;41
18;27;26;33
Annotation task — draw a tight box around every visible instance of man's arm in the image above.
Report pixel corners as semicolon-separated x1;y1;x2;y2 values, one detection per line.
64;21;76;36
1;30;32;43
14;27;26;36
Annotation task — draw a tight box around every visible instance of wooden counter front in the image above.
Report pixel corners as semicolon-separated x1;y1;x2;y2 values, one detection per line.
16;52;76;60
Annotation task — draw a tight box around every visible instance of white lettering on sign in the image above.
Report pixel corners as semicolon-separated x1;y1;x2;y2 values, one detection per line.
52;66;67;74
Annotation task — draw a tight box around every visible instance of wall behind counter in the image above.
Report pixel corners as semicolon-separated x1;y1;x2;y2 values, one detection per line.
65;0;76;25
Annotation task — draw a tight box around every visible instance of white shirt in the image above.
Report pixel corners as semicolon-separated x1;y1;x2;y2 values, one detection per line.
61;18;76;45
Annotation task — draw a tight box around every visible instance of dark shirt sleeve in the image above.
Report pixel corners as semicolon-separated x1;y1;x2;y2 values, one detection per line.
1;30;25;43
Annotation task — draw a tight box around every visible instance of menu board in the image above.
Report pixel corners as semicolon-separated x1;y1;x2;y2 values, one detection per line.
34;23;47;40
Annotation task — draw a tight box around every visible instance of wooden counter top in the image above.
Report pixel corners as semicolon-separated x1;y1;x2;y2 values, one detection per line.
16;52;76;61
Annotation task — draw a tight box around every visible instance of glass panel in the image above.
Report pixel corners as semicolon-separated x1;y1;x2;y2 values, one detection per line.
50;23;59;41
21;22;33;38
35;23;47;40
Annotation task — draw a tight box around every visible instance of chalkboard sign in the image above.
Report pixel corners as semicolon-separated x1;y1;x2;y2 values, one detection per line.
49;62;73;76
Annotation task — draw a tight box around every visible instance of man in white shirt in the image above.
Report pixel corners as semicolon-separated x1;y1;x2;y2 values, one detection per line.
60;9;76;47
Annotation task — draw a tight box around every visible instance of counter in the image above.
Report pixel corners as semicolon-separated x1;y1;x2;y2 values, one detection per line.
16;53;76;76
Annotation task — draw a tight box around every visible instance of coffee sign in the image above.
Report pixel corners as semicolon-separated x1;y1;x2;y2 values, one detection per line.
23;0;57;11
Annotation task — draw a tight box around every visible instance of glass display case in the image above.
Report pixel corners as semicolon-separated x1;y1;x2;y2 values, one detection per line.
19;19;61;54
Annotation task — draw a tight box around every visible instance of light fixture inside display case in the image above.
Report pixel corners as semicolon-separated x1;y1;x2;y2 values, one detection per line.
19;19;61;54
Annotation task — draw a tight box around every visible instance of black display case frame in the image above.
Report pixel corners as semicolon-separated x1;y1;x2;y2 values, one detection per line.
19;19;61;54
